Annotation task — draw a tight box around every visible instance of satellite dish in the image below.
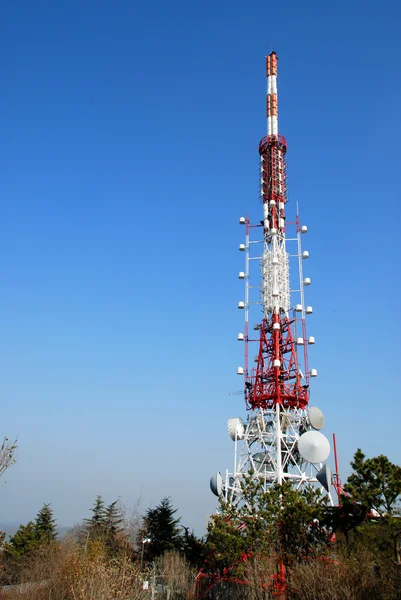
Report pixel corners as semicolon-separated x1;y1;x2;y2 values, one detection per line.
227;418;245;441
298;431;330;464
307;406;324;430
210;472;223;497
316;463;332;492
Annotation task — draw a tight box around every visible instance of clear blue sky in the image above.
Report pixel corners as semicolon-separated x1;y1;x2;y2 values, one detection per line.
1;0;400;534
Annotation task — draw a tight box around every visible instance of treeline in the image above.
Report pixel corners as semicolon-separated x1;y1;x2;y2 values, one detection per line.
0;494;205;596
0;449;400;599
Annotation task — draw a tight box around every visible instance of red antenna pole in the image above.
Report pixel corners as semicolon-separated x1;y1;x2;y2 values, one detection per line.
332;433;341;504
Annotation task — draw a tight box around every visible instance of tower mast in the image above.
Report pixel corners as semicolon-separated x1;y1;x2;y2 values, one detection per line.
210;52;333;505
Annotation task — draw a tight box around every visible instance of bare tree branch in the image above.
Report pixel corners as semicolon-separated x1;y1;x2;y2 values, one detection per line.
0;437;18;477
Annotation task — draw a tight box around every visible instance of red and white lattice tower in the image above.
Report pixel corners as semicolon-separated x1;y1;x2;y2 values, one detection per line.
210;52;333;506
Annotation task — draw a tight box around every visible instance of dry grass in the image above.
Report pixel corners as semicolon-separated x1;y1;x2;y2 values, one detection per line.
157;551;196;598
1;543;197;600
193;548;401;600
4;541;399;600
288;546;401;600
1;538;147;600
243;556;280;600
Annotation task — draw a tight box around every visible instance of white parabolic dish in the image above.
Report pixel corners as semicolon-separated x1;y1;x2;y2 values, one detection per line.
227;417;245;441
298;430;330;464
210;472;223;497
307;406;324;430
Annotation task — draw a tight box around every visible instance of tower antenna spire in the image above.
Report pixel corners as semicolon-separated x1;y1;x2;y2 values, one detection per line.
266;51;278;136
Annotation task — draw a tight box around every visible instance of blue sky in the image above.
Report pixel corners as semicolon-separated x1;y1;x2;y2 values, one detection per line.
1;0;400;534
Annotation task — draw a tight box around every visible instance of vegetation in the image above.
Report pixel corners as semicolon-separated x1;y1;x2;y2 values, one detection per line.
201;450;401;598
205;474;332;576
141;497;182;561
344;449;401;515
342;449;401;565
34;504;57;544
0;449;400;599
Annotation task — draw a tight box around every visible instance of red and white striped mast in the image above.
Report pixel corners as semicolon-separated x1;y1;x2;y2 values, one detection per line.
211;52;333;504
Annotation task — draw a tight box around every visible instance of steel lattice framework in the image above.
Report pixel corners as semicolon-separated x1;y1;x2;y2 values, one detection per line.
211;52;333;507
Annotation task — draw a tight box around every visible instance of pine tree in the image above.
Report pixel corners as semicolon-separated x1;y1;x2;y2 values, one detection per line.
181;527;205;567
344;449;401;515
5;522;37;560
84;495;107;539
34;503;57;543
105;501;124;538
3;522;38;584
342;450;401;562
142;497;182;561
205;475;332;575
103;500;126;554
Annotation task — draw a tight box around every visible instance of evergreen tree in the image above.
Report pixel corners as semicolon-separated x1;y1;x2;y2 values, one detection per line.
34;503;57;543
3;507;57;584
84;495;107;538
142;497;182;561
344;449;401;515
82;496;128;556
4;522;37;561
205;475;332;576
342;450;401;563
104;500;126;554
105;500;124;538
2;522;38;584
181;527;205;567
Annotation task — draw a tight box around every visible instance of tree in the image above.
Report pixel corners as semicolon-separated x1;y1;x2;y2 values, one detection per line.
34;503;57;543
4;522;37;562
181;527;205;567
142;497;182;561
343;450;401;563
84;495;107;539
205;474;332;576
104;500;127;555
344;449;401;515
0;437;17;478
105;500;124;539
82;496;129;557
2;522;38;584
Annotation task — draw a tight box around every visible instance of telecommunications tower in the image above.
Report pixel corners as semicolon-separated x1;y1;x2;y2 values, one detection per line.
210;52;333;506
